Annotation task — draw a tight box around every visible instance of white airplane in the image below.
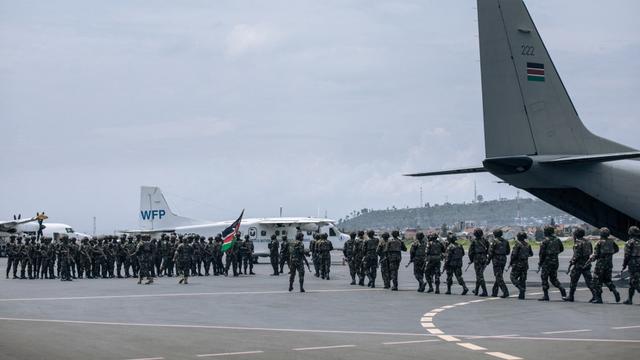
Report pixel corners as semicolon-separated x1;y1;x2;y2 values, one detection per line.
0;213;90;240
127;186;350;259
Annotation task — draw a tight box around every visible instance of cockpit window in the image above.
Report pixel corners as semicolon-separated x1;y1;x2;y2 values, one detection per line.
329;228;336;237
65;228;74;233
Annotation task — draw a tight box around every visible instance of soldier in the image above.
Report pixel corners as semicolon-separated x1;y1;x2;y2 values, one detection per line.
288;232;309;292
509;231;533;299
124;237;137;278
224;234;240;277
203;237;214;276
279;235;290;274
538;226;567;301
377;231;390;289
488;229;510;298
58;236;73;281
318;233;333;280
588;227;620;303
310;234;320;277
38;238;50;279
79;238;93;279
19;237;30;279
33;239;42;279
174;237;190;284
214;235;224;276
425;233;446;293
385;231;406;291
354;231;366;286
45;238;57;279
563;228;595;302
343;232;358;285
104;238;115;278
135;235;154;285
409;232;427;292
363;230;379;288
268;235;280;276
239;235;250;275
622;226;640;304
5;236;16;279
468;228;490;297
115;235;127;278
444;234;469;295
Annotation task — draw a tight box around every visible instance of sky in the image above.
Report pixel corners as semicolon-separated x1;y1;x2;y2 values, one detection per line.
1;0;638;234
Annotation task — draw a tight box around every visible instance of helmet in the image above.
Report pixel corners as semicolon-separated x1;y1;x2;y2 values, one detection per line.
517;232;527;241
629;226;640;237
321;233;328;240
544;226;555;236
448;234;457;242
367;230;375;238
271;234;277;240
296;232;304;241
473;228;484;238
573;228;585;238
427;233;438;241
391;230;400;238
599;227;610;239
282;235;288;241
244;235;250;240
357;230;365;237
493;229;503;237
381;232;390;239
350;232;356;239
416;232;425;240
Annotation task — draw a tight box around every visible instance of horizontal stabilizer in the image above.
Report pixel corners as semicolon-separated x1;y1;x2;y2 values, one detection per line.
539;152;640;165
404;166;487;177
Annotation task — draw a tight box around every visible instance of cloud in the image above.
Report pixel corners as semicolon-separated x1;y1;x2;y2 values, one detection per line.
224;24;279;57
93;117;236;141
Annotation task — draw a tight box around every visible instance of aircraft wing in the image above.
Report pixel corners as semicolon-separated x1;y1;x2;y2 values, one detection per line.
0;215;42;233
538;152;640;165
120;228;176;235
403;166;487;177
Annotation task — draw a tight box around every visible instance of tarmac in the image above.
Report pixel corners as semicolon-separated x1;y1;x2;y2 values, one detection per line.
1;253;638;360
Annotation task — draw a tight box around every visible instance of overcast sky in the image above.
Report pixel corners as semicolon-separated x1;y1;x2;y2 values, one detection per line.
1;0;638;233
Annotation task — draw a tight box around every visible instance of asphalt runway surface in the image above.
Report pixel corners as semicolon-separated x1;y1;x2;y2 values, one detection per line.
1;254;638;360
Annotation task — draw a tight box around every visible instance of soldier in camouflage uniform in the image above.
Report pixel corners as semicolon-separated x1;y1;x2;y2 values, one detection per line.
563;228;595;302
202;237;214;276
58;236;73;281
46;238;57;279
509;231;533;299
5;236;17;279
214;235;224;276
409;232;427;292
309;234;320;277
115;235;127;278
174;237;190;284
343;232;358;285
288;232;309;292
622;226;640;304
588;227;620;303
268;235;280;276
135;235;154;285
425;233;446;293
377;231;391;289
354;231;366;286
469;228;489;297
279;235;290;274
318;233;333;280
538;226;567;301
488;229;510;298
21;237;32;279
444;234;469;295
363;230;379;288
78;238;92;279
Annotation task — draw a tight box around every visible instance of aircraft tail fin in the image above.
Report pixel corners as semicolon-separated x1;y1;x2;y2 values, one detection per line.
139;186;200;230
477;0;635;158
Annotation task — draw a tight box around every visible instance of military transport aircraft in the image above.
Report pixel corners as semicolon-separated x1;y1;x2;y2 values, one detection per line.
0;213;90;240
406;0;640;240
126;186;349;259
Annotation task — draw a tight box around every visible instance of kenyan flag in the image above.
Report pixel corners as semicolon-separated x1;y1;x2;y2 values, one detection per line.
527;62;545;82
221;210;244;252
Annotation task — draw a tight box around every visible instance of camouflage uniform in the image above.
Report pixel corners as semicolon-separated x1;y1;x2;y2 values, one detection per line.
202;238;214;276
318;234;333;280
377;234;390;289
279;236;290;274
589;228;620;303
174;239;191;284
409;232;427;292
343;232;358;285
288;233;308;292
309;235;320;277
622;226;640;304
509;232;533;299
444;236;468;295
354;232;366;285
538;227;567;301
469;229;490;297
224;236;240;277
363;231;379;288
135;237;154;284
5;237;16;279
563;229;594;302
58;237;73;281
488;230;511;298
268;235;279;276
214;236;224;276
425;233;446;293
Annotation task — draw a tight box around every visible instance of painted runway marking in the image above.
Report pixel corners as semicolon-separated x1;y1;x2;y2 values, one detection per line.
196;351;264;357
441;305;455;309
541;329;591;335
483;335;640;343
454;302;470;306
382;339;440;345
457;343;486;351
0;317;432;337
125;358;164;360
0;288;381;302
423;312;437;317
421;323;435;328
421;317;432;322
432;309;445;313
612;325;640;330
427;328;444;335
486;352;523;360
437;335;460;342
293;345;356;351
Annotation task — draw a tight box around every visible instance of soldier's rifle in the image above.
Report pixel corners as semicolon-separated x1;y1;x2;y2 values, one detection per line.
566;262;575;275
536;264;541;274
464;261;472;272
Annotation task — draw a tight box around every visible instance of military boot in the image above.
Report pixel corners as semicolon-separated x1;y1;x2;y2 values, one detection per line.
288;280;294;292
137;278;142;285
562;287;575;302
518;289;525;300
491;283;499;297
472;283;479;296
350;276;356;285
559;286;567;298
538;289;550;301
623;288;635;305
461;286;469;295
592;293;603;304
145;277;154;285
500;285;509;298
613;289;621;303
445;284;452;295
299;278;305;293
358;277;365;286
435;283;440;294
178;277;184;284
184;277;188;284
479;283;488;297
426;280;433;293
417;281;425;292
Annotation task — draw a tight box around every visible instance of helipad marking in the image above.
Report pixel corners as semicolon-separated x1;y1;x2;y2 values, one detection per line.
382;339;440;345
457;343;486;351
196;351;264;357
427;329;444;335
437;335;460;342
542;329;591;335
293;345;356;351
486;352;523;360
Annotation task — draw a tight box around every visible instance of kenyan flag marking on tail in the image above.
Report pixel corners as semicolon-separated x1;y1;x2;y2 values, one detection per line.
527;62;545;82
221;209;244;252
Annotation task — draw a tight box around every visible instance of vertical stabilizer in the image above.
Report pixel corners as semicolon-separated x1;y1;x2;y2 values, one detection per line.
139;186;200;230
477;0;635;157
